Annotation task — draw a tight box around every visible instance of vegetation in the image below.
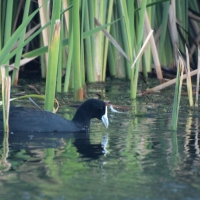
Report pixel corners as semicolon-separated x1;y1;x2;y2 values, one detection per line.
0;0;200;130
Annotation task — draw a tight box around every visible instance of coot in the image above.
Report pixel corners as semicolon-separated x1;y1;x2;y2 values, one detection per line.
0;99;109;133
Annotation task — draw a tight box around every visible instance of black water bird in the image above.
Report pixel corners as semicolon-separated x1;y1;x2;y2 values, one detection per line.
0;99;109;133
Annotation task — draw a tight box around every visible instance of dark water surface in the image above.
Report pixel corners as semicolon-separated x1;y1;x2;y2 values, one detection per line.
1;79;200;200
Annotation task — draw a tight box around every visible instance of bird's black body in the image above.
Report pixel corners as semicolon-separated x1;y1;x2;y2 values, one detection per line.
0;99;108;133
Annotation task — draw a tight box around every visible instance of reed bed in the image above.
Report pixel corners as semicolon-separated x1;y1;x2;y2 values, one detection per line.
23;1;200;99
0;0;200;127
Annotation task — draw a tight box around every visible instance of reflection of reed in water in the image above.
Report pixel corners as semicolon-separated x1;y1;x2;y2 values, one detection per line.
0;132;11;172
101;134;109;154
184;113;200;157
0;66;11;172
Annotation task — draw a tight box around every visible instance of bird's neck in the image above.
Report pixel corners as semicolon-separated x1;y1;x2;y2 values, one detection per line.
72;110;91;127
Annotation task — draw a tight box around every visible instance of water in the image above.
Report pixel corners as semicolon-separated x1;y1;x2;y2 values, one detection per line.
1;79;200;199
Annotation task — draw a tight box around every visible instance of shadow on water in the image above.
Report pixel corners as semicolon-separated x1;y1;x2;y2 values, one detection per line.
0;130;108;160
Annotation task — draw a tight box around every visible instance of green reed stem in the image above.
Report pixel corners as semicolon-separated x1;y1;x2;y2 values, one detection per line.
44;1;61;111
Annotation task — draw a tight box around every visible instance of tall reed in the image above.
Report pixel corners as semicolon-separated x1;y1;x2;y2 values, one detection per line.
171;56;184;130
44;1;61;111
6;0;199;103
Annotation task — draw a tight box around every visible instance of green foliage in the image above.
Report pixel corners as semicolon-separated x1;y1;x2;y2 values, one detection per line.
1;0;200;111
171;59;184;130
44;1;62;111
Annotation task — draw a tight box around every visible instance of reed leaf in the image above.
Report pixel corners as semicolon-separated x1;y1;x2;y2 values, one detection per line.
72;0;83;99
44;0;61;111
171;56;184;130
102;0;114;81
159;1;170;65
131;0;147;98
195;46;200;107
38;0;50;77
1;66;10;133
0;7;40;65
83;0;95;82
12;0;31;85
185;45;193;106
116;1;131;79
22;36;69;59
94;0;105;81
6;22;51;62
